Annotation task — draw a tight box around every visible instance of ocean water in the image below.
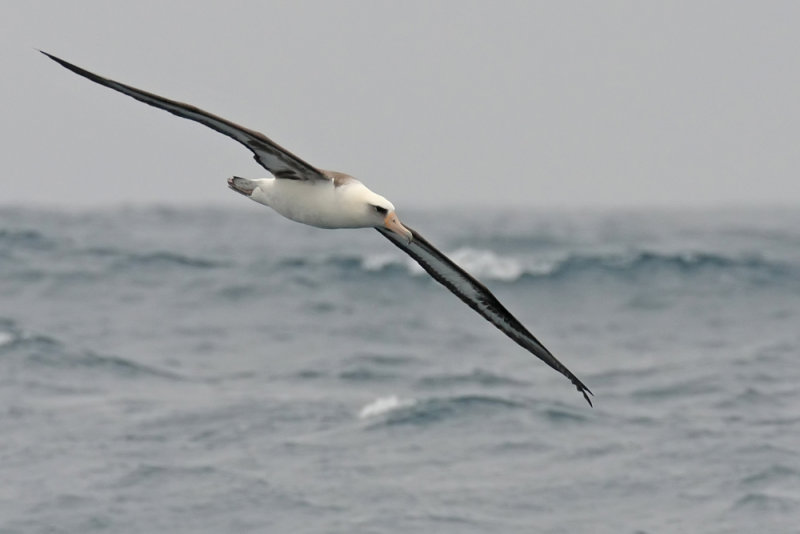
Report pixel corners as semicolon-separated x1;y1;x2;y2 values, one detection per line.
1;205;799;533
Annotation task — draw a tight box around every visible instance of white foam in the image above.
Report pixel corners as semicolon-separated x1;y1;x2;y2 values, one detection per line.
362;253;402;271
363;248;529;281
447;248;524;281
0;331;14;347
358;395;416;419
361;254;424;275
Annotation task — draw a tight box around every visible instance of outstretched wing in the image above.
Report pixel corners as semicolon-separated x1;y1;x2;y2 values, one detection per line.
377;225;593;406
41;51;329;183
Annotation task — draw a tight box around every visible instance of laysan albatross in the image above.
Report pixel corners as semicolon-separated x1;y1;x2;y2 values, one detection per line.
41;51;592;406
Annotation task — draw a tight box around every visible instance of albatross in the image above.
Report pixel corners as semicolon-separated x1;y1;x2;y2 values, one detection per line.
41;51;593;406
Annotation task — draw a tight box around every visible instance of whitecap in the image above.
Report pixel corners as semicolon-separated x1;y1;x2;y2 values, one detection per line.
361;253;424;275
361;253;403;271
358;395;416;419
0;331;15;348
362;248;525;280
447;248;524;282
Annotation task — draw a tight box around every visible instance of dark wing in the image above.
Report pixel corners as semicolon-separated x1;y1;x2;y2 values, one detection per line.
41;51;328;183
377;225;593;406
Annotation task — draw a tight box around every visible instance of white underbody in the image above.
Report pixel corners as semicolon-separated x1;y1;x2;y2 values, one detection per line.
247;177;393;229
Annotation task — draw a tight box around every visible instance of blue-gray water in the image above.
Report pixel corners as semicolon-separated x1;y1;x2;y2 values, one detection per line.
1;205;799;533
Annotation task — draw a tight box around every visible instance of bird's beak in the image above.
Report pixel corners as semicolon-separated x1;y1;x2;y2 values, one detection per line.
384;211;413;243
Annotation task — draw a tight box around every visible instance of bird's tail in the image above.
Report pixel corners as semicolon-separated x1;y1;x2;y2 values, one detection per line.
227;176;257;196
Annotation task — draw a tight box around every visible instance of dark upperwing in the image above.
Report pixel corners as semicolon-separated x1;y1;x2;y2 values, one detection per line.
40;51;328;183
377;225;593;406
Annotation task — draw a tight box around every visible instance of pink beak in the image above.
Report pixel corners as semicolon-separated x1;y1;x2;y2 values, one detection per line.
384;211;412;243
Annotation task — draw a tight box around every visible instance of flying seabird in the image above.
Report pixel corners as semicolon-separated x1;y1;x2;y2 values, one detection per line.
41;51;593;406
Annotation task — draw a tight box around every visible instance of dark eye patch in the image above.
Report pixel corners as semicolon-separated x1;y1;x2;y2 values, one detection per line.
374;205;388;215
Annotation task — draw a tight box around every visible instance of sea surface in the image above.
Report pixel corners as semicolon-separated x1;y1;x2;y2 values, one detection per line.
1;205;799;533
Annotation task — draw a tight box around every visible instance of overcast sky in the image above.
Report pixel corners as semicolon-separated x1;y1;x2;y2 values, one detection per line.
3;1;799;209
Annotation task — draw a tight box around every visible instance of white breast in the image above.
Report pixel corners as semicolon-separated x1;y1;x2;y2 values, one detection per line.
249;178;372;229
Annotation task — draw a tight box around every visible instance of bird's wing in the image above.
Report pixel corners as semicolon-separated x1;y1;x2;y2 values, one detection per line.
41;51;329;183
377;225;593;406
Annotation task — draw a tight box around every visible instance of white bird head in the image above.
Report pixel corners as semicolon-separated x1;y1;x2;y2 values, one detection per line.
350;183;413;243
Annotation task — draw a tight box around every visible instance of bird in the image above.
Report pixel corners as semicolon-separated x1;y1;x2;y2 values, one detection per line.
41;51;592;406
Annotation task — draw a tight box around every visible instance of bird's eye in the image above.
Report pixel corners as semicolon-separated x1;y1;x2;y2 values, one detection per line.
373;205;388;215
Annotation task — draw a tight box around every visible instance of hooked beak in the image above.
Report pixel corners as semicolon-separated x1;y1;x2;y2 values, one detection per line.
384;211;413;243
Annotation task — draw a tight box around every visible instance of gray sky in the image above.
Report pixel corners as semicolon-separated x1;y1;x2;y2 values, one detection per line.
3;1;800;209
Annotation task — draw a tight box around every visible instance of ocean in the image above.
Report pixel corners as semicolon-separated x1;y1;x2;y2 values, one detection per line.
1;205;798;533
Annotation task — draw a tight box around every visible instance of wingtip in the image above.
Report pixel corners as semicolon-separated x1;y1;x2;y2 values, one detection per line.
581;386;594;407
39;50;65;66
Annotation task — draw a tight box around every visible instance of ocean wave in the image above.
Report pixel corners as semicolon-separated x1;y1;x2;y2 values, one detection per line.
0;330;14;348
630;376;721;401
415;368;529;388
0;317;17;348
0;324;182;381
732;492;798;513
0;228;57;250
81;246;226;269
266;247;799;286
361;248;524;281
362;394;526;427
361;248;798;284
740;464;800;486
358;395;416;419
109;463;218;490
339;367;402;382
540;405;591;423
